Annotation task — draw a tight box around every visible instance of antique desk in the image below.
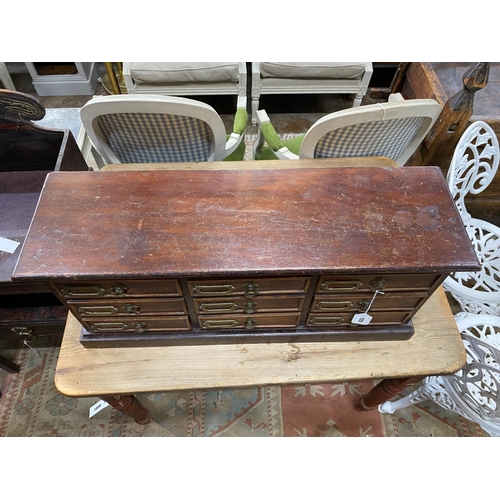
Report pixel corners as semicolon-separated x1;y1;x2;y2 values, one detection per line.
11;159;479;348
54;285;466;423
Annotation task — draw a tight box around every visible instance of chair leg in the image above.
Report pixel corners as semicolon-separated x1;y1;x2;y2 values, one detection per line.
0;62;16;91
378;379;431;414
353;90;365;107
251;97;259;126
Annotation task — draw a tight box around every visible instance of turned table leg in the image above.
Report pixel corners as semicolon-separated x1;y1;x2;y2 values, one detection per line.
101;395;152;425
356;376;425;411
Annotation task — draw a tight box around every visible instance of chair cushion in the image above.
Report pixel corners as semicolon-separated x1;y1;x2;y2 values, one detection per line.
255;135;305;160
130;62;240;84
97;113;214;163
260;62;366;80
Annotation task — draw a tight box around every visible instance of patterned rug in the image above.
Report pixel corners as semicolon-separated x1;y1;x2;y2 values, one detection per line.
0;338;488;437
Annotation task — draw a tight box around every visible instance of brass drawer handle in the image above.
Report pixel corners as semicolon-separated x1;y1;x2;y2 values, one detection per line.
370;277;388;290
244;318;256;329
310;316;345;326
358;299;371;311
315;301;352;311
202;319;239;329
320;280;363;292
110;284;128;296
78;305;119;315
243;281;259;298
91;322;128;332
199;302;238;313
243;301;257;314
60;285;105;297
123;303;140;314
132;322;147;333
11;327;36;343
192;284;236;295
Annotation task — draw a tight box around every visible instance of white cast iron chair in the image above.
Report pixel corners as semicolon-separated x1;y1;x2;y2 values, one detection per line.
80;94;248;168
253;93;442;166
123;62;247;98
379;312;500;437
251;62;373;125
442;120;500;315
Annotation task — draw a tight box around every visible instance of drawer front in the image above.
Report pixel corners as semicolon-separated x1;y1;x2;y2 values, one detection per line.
188;277;310;297
199;313;301;330
311;292;428;313
82;315;191;333
54;279;181;298
69;298;187;317
316;274;441;293
193;295;305;314
306;311;412;327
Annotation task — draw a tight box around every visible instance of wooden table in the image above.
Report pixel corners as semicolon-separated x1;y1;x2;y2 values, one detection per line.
54;286;465;424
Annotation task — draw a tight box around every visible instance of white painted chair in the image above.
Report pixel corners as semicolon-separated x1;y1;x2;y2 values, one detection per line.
253;93;442;166
80;94;248;168
379;312;500;437
442;121;500;315
123;62;247;98
251;62;373;125
0;62;15;90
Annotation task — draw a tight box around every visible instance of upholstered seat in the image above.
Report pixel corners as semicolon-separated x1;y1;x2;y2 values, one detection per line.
251;62;373;125
80;94;248;167
123;62;247;97
253;93;442;166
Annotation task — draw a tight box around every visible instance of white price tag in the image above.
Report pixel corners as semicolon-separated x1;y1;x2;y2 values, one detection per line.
89;399;110;418
0;236;20;254
351;313;373;325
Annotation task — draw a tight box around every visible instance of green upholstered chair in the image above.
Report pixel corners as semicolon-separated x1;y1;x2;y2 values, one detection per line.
80;94;248;168
253;93;442;166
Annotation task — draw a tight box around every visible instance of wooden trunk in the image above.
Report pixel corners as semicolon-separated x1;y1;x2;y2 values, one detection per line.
12;163;480;348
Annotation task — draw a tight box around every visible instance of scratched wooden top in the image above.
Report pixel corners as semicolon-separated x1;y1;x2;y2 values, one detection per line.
12;164;479;280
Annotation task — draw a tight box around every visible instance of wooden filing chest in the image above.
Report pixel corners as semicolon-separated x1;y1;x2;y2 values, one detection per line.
11;165;480;347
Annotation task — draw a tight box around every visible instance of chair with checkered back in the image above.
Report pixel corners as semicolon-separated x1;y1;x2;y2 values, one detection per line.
252;93;442;165
80;94;248;168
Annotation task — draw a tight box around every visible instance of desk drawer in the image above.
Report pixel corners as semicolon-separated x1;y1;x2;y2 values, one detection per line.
70;298;187;317
306;311;412;327
82;315;191;333
199;313;301;330
316;274;441;293
193;295;305;314
54;279;181;298
311;292;428;313
188;277;310;297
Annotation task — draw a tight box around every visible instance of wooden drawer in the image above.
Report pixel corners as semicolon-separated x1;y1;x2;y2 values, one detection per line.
69;298;187;317
53;279;181;299
311;292;428;313
198;313;301;330
307;311;413;327
316;274;442;293
188;277;310;297
193;295;305;314
81;315;191;333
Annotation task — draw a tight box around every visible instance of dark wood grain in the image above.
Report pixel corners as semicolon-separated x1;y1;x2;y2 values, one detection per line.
12;166;479;281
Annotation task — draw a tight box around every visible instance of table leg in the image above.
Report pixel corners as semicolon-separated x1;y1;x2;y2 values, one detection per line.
356;376;424;411
101;395;151;425
0;354;20;374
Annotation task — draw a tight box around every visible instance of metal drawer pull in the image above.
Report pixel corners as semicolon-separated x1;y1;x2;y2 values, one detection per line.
320;280;363;292
358;299;371;311
78;305;119;315
132;322;147;333
60;285;105;297
310;316;345;326
370;277;388;290
243;301;257;314
11;327;35;343
110;284;128;296
92;322;128;332
124;303;140;314
315;301;352;311
244;318;256;329
192;284;236;295
202;319;239;329
199;302;238;313
243;281;259;298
